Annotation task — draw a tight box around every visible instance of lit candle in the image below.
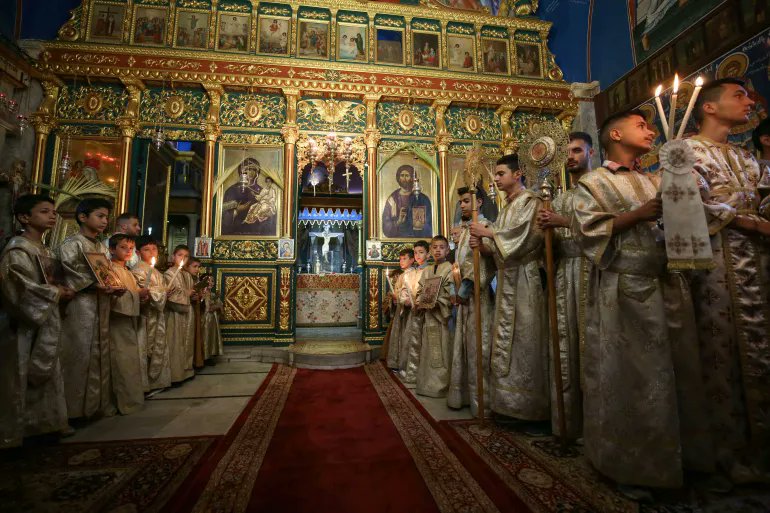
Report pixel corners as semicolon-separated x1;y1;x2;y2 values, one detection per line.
146;256;156;288
676;76;704;139
654;85;670;141
667;74;679;141
168;259;185;289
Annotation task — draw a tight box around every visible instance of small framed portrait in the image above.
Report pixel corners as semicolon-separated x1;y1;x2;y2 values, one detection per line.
297;20;330;59
481;38;509;75
376;28;405;65
675;27;706;71
704;8;739;52
378;152;437;240
215;144;284;239
626;66;650;104
88;3;126;43
216;12;250;53
366;240;382;261
447;34;475;72
258;17;290;55
175;10;210;49
337;23;367;62
608;80;628;113
412;31;440;68
84;252;125;289
132;6;167;46
278;238;295;260
514;42;541;78
194;236;212;258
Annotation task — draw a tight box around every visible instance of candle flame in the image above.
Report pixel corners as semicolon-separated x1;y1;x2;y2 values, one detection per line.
179;260;185;269
673;74;679;93
655;85;663;97
695;76;704;87
151;256;156;267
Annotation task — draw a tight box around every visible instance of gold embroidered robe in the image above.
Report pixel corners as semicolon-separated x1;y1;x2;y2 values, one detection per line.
574;167;684;487
0;237;68;447
109;265;144;414
486;190;549;421
132;261;170;390
415;261;454;398
203;292;224;359
686;137;770;458
399;264;428;383
57;233;113;418
386;268;416;369
164;268;195;383
447;219;495;416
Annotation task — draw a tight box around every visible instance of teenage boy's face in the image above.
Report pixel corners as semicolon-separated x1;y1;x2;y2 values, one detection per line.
138;244;158;263
413;246;428;265
112;240;135;262
494;164;521;192
173;250;189;266
80;207;110;234
459;193;477;219
186;262;201;275
710;83;755;126
617;115;655;153
399;254;415;270
431;241;448;261
21;201;57;231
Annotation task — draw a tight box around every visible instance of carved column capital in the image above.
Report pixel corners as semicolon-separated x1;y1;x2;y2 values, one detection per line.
203;122;221;142
30;113;56;136
435;134;453;153
281;124;299;145
116;117;140;138
364;129;381;149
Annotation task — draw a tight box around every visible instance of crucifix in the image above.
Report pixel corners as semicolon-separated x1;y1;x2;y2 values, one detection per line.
308;223;344;273
342;165;352;192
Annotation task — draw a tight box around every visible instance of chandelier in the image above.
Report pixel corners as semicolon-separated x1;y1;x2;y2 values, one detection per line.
305;131;354;195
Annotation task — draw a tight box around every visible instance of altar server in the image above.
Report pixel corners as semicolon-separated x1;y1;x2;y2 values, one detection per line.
385;248;416;369
200;274;224;360
399;240;430;383
164;245;195;383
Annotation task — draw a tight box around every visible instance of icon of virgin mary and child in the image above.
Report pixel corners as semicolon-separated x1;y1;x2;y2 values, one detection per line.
221;157;280;236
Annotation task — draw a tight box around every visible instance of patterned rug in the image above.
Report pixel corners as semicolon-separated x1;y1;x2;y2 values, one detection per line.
0;436;214;513
289;341;371;355
447;420;770;513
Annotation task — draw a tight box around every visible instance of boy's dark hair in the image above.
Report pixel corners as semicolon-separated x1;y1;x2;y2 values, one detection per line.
399;248;415;259
694;78;746;124
599;108;646;149
431;235;449;246
569;131;593;147
109;233;135;249
413;240;430;252
135;236;159;251
75;198;112;226
13;194;54;223
496;153;520;172
186;256;201;265
752;117;770;151
457;186;484;203
173;244;190;254
115;213;139;224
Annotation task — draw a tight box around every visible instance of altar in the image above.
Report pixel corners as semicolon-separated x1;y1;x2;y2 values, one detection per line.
296;273;361;327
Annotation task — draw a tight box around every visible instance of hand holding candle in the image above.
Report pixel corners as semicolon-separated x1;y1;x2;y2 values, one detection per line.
146;256;156;288
654;85;671;142
676;76;704;139
168;259;185;289
668;74;679;141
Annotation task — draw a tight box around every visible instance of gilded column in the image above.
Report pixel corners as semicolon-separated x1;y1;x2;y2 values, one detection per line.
29;80;61;191
201;83;223;238
496;106;518;155
115;117;139;214
363;93;381;238
433;99;452;236
281;87;300;238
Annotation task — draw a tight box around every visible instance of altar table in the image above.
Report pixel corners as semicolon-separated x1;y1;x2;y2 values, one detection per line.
296;273;360;327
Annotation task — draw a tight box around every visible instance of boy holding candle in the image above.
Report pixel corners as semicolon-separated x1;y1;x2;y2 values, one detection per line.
108;234;149;414
184;257;204;369
164;245;195;383
399;240;430;382
132;236;170;391
385;248;416;370
199;274;224;360
57;197;116;420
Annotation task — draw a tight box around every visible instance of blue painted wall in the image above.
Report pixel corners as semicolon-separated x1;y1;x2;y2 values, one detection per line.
588;0;634;89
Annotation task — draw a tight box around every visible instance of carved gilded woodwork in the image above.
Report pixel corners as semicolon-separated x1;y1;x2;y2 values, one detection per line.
212;240;278;260
140;88;210;126
445;106;501;142
219;132;284;145
223;275;270;322
219;93;286;128
381;242;413;262
377;102;434;138
279;267;292;331
368;267;379;330
297;98;366;133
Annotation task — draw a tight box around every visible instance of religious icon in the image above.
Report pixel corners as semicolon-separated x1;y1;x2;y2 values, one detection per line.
447;34;475;72
515;42;541;78
297;20;330;59
627;66;650;104
704;8;739;52
337;24;367;62
194;237;212;258
366;240;382;261
417;276;443;310
55;137;123;188
175;10;210;49
741;0;769;28
608;81;628;113
36;255;64;286
216;12;250;52
412;32;440;68
674;27;706;70
216;145;283;239
278;238;295;260
89;3;126;43
258;17;289;55
132;6;167;46
378;152;436;240
84;252;124;289
481;38;509;75
376;28;405;65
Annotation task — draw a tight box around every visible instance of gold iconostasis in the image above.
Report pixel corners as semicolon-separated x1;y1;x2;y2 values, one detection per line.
32;0;575;346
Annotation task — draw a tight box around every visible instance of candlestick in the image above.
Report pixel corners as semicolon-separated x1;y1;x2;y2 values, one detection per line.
667;74;679;141
654;85;670;141
676;76;704;139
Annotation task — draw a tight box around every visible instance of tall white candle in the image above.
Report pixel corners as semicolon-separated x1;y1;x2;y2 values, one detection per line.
146;256;156;288
676;76;704;139
168;259;185;289
668;74;679;141
654;85;670;141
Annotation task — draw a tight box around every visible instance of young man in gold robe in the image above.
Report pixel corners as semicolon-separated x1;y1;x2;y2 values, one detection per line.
57;197;116;419
0;194;74;447
108;234;149;414
415;235;454;398
132;236;170;391
470;154;549;427
448;188;494;417
399;240;430;383
164;245;195;383
385;248;416;369
686;78;770;482
200;274;224;360
536;132;594;439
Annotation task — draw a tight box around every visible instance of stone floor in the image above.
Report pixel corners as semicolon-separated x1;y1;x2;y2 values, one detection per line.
65;344;471;443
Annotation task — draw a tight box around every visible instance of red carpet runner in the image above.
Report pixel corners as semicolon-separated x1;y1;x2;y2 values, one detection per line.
179;364;499;513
